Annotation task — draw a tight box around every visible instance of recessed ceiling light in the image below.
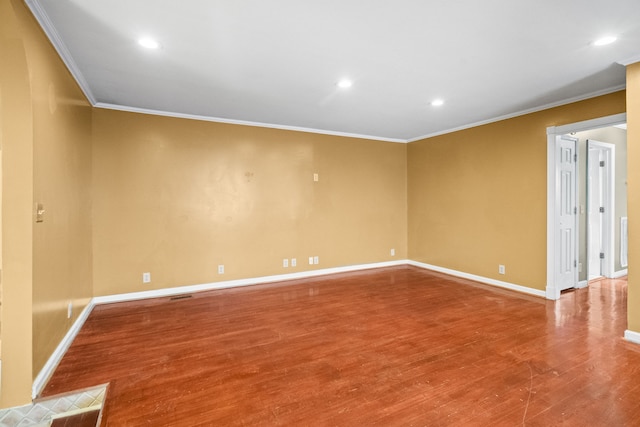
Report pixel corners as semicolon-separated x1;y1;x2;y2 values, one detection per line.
138;37;160;49
337;79;353;89
431;99;444;107
593;36;617;46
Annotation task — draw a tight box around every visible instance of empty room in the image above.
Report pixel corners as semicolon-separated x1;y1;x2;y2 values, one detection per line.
2;0;640;425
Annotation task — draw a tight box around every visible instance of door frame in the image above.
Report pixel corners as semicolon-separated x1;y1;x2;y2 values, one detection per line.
586;139;616;280
546;112;626;300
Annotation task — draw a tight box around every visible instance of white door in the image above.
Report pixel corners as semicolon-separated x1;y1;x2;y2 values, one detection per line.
558;136;578;291
588;147;604;279
586;139;615;279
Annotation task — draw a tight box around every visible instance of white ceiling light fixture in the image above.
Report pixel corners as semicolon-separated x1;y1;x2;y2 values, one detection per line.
431;99;444;107
138;37;160;49
337;79;353;89
593;35;617;46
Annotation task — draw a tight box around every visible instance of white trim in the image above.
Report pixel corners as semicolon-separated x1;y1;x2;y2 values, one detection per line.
546;132;559;299
17;1;630;147
576;280;589;289
28;258;632;397
32;302;96;399
546;113;627;300
93;260;409;305
547;113;627;136
33;260;406;395
618;54;640;66
93;103;407;144
624;330;640;345
408;86;626;142
613;269;628;279
407;261;546;298
25;0;97;105
33;259;555;395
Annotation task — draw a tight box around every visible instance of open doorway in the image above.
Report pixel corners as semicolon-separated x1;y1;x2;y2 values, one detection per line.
546;113;627;299
573;125;628;286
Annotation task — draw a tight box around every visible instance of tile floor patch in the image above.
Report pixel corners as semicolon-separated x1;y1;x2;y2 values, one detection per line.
0;384;106;427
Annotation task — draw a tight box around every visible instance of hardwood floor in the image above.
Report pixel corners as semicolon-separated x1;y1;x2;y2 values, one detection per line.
50;409;101;427
43;266;640;426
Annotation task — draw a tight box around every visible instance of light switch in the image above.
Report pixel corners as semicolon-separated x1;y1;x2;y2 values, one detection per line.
35;203;45;223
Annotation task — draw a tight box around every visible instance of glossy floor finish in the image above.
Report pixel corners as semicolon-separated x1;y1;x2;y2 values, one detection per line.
50;409;100;427
43;267;640;426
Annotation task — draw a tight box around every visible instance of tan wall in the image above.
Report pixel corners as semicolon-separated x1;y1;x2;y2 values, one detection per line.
0;0;93;406
92;109;407;296
407;92;626;291
26;7;93;375
627;62;640;333
0;0;34;407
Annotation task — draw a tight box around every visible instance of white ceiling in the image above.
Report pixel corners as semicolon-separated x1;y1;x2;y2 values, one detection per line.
27;0;640;142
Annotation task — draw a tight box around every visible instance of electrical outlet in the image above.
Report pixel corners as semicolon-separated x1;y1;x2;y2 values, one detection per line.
142;272;151;283
313;173;319;182
218;265;225;274
283;258;289;268
390;248;395;256
498;265;505;275
314;256;319;265
67;302;73;319
291;258;297;267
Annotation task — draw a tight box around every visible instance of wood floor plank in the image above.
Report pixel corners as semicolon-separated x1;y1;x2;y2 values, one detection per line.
42;267;640;425
50;410;100;427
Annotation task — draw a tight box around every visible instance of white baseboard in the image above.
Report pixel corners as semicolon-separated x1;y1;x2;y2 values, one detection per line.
624;330;640;345
32;301;96;399
34;258;548;396
93;260;409;305
613;269;628;279
407;260;546;298
33;260;407;398
577;280;589;289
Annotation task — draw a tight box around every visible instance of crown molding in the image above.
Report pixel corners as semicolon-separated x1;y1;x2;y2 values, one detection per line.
617;54;640;66
407;84;626;143
24;0;631;144
94;103;407;143
26;0;97;104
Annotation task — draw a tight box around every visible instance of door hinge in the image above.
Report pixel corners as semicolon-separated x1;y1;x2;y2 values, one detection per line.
600;252;605;259
599;207;605;213
574;207;578;214
600;160;605;167
574;260;577;268
574;153;578;162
